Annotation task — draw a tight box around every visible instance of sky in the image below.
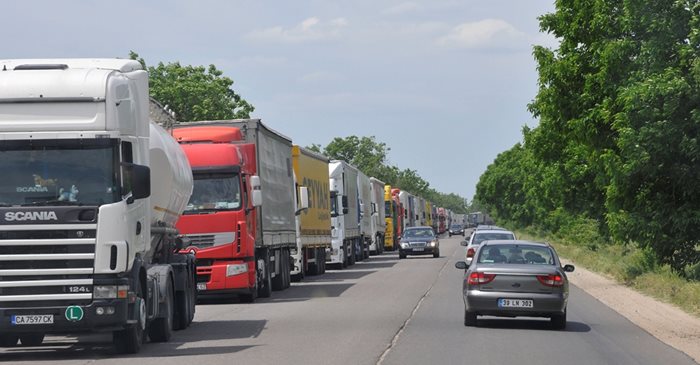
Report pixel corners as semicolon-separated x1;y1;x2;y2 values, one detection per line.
1;0;558;201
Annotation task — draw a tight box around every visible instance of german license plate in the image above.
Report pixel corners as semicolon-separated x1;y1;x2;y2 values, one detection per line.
11;314;54;325
498;299;533;308
197;283;207;291
412;248;424;252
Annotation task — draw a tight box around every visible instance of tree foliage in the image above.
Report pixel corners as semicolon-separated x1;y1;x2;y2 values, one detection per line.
130;51;254;122
475;0;700;273
310;136;467;213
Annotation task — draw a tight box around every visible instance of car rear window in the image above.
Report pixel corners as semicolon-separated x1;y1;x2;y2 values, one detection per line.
477;244;554;265
472;232;514;245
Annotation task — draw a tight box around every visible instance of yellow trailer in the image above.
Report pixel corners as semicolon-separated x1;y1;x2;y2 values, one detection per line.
291;145;332;279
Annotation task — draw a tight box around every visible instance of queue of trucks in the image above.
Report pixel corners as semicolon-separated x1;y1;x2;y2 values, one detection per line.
0;58;460;353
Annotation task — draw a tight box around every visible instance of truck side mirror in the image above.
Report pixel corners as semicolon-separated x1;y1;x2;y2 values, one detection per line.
123;163;151;201
341;195;348;208
296;186;309;215
250;175;262;207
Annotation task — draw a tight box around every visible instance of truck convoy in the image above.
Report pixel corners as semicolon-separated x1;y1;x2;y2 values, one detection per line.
291;145;330;279
369;177;386;255
0;59;197;353
173;120;297;302
328;160;361;268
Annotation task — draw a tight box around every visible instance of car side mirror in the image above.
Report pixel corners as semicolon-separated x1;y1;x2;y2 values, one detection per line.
460;241;468;247
454;261;468;270
563;264;575;272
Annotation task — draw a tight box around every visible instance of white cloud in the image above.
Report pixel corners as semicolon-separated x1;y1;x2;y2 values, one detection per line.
245;17;348;43
383;2;421;15
436;19;527;49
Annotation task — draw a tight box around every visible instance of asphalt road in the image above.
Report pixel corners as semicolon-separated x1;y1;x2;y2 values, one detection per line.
1;235;696;365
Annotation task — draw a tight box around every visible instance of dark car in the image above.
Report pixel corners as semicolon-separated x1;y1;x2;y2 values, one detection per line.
398;226;440;259
449;224;465;237
454;240;575;329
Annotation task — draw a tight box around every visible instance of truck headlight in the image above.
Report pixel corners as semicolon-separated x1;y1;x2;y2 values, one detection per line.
226;263;248;277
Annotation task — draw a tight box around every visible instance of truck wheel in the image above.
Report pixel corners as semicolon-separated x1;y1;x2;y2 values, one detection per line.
348;241;356;266
19;333;44;346
174;268;194;330
272;250;286;291
257;251;273;298
341;243;347;268
318;248;327;274
113;280;146;354
149;280;174;342
0;335;18;347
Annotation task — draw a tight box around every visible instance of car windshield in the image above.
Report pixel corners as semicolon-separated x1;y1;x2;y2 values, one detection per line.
477;244;555;265
472;232;515;245
450;225;462;229
404;229;434;238
0;140;120;206
185;172;242;213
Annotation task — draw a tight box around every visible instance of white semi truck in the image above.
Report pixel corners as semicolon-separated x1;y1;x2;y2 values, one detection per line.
0;59;196;353
357;171;372;261
328;160;361;268
369;177;386;255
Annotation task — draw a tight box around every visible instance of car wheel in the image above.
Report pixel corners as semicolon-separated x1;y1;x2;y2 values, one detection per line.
551;308;567;330
399;251;406;259
464;310;477;326
433;250;440;258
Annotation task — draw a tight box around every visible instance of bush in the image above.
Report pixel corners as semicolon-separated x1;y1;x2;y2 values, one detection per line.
621;247;658;283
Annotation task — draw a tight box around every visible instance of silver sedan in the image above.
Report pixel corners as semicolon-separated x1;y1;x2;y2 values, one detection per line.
455;240;575;329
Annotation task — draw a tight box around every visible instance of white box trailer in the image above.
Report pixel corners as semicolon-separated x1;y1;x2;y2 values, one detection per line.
369;177;386;255
356;171;372;261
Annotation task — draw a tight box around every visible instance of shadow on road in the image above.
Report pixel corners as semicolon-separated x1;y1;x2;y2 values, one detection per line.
0;320;266;360
347;261;397;270
260;283;355;303
474;318;591;333
304;270;378;282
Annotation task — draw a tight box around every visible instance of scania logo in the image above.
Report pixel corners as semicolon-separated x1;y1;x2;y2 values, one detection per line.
4;211;59;222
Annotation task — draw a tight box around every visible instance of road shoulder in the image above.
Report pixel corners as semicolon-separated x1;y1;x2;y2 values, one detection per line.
564;260;700;363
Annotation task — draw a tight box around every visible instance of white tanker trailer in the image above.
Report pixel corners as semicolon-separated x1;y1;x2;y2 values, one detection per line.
0;59;196;353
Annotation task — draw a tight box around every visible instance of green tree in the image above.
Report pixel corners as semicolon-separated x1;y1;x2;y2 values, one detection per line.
130;51;254;122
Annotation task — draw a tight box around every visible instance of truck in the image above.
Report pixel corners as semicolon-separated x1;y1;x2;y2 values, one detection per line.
290;145;330;280
368;177;386;255
328;160;362;268
0;59;197;353
399;191;416;230
173;120;297;302
357;171;372;260
384;187;403;251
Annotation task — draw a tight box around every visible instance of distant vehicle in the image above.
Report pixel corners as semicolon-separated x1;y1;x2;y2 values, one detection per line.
449;224;465;237
463;229;516;262
398;226;440;259
454;240;575;329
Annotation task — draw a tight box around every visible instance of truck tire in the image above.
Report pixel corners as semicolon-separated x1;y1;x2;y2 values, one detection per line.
0;335;18;347
174;267;194;330
272;249;287;291
257;250;273;298
19;333;44;346
149;280;174;342
318;248;327;274
341;243;348;269
113;279;146;354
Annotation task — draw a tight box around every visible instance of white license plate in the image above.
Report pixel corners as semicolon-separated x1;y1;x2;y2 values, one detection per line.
197;283;207;291
498;299;533;308
11;314;54;325
412;248;425;252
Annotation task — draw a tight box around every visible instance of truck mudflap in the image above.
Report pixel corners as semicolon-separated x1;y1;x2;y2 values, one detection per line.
0;299;130;334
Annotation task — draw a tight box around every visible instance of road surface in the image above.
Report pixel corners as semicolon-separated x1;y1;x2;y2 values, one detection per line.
1;235;696;365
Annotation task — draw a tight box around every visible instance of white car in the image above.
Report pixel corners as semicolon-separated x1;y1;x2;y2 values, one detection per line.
461;229;516;262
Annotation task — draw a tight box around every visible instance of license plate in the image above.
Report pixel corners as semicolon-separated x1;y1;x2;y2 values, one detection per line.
11;314;54;325
412;248;424;252
498;299;533;308
197;283;207;291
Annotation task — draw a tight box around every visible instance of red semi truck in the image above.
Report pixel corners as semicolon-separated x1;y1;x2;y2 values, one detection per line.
173;120;297;302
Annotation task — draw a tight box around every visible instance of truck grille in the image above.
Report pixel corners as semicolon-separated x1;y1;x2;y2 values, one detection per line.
183;232;235;249
0;226;96;308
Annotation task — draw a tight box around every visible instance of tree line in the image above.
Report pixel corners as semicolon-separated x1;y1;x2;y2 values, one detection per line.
474;0;700;275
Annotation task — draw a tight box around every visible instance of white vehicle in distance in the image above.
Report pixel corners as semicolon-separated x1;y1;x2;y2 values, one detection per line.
461;228;516;263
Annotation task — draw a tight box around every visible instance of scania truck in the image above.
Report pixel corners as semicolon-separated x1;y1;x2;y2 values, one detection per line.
173;120;297;302
0;59;197;353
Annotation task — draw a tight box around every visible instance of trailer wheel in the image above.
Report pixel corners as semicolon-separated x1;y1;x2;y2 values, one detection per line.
0;335;18;347
257;250;272;298
174;266;194;330
113;279;146;354
149;279;174;342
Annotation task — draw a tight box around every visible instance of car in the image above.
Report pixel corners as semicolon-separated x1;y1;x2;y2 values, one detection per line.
462;229;516;262
448;224;465;237
398;226;440;259
454;240;575;329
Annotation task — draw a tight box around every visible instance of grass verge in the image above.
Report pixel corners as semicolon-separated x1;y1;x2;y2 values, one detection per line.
516;230;700;318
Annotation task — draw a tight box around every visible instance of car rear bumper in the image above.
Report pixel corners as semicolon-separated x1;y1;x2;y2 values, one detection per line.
464;289;567;317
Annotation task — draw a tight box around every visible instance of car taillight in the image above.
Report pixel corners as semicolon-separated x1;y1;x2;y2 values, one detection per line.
536;274;564;287
467;272;496;285
466;248;475;258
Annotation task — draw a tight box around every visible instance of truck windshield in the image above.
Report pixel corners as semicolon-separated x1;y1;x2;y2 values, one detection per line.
185;172;242;213
330;191;338;217
0;139;120;207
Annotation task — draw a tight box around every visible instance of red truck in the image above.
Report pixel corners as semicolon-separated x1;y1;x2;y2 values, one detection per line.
173;120;297;302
